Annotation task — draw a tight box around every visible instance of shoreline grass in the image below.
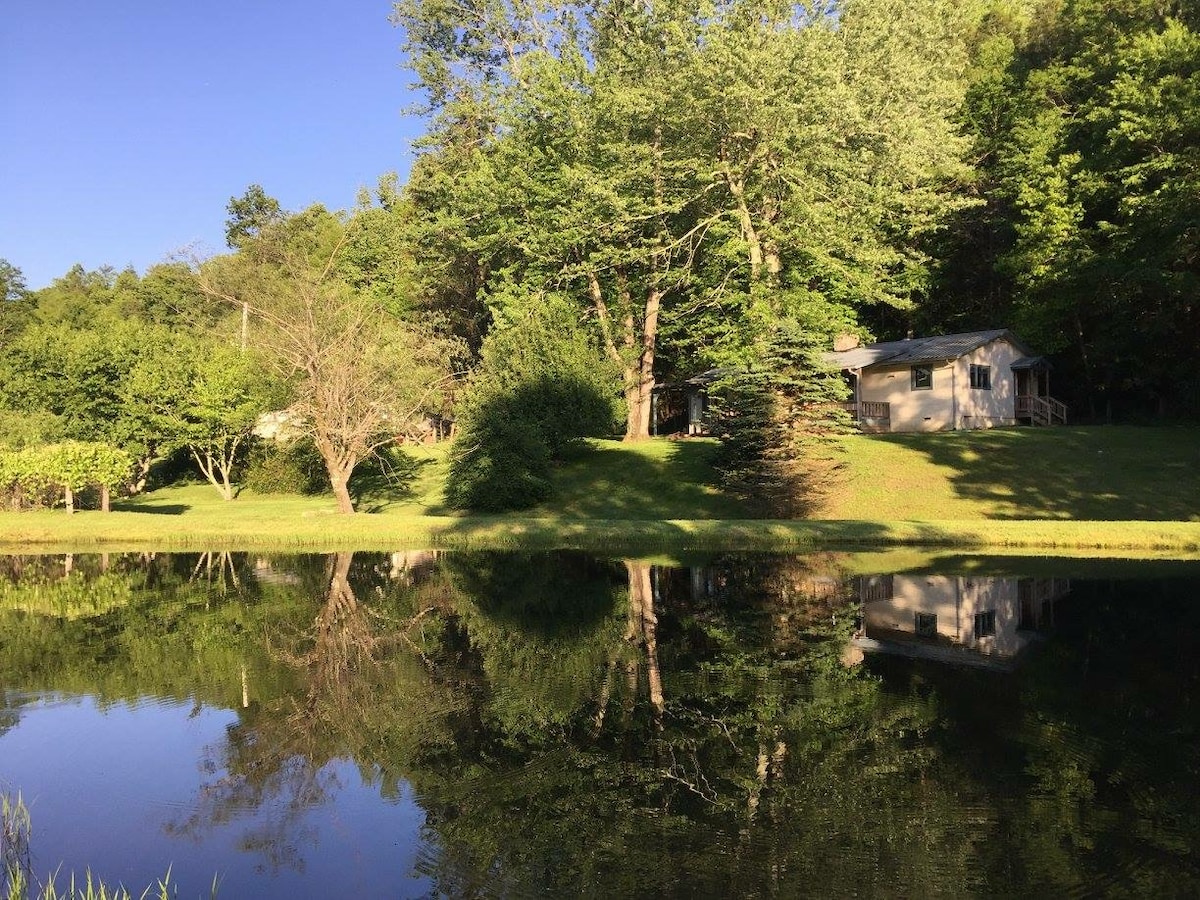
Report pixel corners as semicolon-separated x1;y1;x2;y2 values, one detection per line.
1;508;1198;557
2;428;1198;557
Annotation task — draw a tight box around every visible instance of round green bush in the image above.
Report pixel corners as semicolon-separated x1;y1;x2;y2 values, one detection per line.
242;439;327;495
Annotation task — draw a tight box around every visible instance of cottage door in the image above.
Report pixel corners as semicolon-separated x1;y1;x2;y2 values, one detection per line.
1015;370;1030;398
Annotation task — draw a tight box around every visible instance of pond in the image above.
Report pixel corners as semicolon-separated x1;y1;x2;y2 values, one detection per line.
1;550;1199;897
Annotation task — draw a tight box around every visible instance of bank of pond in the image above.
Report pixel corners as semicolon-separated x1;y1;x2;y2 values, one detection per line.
1;549;1198;897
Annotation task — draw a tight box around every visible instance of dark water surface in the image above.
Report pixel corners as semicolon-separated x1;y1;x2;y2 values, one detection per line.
1;551;1198;898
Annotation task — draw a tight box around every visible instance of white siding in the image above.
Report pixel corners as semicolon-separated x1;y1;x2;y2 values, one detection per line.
859;362;956;432
954;339;1021;429
856;336;1023;432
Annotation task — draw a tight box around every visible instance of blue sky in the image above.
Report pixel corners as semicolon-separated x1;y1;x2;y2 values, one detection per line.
1;1;423;289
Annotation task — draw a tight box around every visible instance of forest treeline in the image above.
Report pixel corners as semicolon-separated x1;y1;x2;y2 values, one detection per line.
1;0;1196;511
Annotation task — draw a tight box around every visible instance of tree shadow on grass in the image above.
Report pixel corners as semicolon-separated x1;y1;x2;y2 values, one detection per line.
111;502;191;515
350;450;433;514
873;426;1200;521
526;440;745;521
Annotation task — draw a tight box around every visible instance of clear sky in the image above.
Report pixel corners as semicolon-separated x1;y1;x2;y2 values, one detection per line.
1;1;423;289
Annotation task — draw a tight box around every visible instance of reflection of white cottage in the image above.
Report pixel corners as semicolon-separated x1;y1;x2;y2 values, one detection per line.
854;574;1070;669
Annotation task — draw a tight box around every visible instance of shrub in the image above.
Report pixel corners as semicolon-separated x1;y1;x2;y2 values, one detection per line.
446;413;553;512
0;441;131;511
446;304;621;512
242;438;327;495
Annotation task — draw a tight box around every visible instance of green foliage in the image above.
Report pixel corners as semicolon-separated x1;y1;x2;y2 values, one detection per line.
929;0;1200;419
224;183;283;249
196;204;463;512
242;439;327;495
446;306;620;511
0;260;30;339
0;442;130;510
395;0;976;438
0;260;27;305
473;304;622;455
447;411;555;512
0;299;188;480
709;317;852;517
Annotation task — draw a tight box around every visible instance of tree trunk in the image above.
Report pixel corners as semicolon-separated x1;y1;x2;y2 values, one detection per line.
624;288;661;442
192;448;234;501
588;269;660;441
331;472;355;514
64;486;75;514
100;485;110;512
314;438;357;514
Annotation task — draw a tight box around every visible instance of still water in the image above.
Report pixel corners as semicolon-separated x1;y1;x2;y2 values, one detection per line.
1;551;1198;898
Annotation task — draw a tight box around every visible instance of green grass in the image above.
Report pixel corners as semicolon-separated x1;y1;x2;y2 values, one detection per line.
818;426;1200;521
329;438;739;520
3;792;200;900
1;429;1198;555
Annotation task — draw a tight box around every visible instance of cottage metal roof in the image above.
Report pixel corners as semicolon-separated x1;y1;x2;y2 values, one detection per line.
829;330;1031;370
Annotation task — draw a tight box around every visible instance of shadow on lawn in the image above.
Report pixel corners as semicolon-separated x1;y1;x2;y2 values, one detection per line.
879;426;1200;521
524;440;745;521
111;502;191;515
350;452;435;514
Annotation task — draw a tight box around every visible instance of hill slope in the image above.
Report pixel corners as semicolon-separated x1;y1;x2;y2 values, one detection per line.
816;427;1200;521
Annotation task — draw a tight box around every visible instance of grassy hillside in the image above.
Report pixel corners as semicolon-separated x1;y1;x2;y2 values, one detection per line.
1;427;1198;553
817;426;1200;521
348;437;740;520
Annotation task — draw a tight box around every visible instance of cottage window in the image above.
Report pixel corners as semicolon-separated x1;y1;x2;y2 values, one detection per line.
914;612;937;636
911;365;933;390
975;610;997;638
970;364;991;390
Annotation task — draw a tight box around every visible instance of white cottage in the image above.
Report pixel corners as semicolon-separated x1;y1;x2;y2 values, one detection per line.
828;330;1066;433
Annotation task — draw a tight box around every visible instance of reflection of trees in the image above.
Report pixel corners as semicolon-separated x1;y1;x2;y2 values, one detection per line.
168;550;469;870
0;552;280;707
3;552;1198;894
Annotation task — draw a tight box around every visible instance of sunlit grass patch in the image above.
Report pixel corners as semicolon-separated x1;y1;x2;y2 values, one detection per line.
1;429;1199;554
817;426;1200;522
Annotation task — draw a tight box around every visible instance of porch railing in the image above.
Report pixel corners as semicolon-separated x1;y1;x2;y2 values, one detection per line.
1016;395;1068;425
839;400;891;429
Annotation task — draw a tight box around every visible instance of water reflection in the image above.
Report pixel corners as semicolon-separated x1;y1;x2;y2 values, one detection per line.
853;574;1071;669
0;551;1198;897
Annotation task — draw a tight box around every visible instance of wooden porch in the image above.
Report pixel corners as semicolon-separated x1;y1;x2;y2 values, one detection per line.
839;400;891;433
1016;394;1068;426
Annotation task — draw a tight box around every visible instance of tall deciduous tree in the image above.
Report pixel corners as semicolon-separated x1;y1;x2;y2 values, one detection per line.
394;0;977;440
932;0;1200;418
132;339;277;501
224;184;284;249
0;259;30;338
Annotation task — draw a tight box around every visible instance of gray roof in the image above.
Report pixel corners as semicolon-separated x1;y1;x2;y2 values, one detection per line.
1010;355;1052;371
829;330;1031;370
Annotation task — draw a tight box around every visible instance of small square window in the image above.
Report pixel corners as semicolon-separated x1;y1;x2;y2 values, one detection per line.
914;612;937;636
970;364;991;390
911;365;933;390
975;610;996;638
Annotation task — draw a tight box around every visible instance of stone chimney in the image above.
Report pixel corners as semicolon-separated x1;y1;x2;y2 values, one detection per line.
833;333;860;352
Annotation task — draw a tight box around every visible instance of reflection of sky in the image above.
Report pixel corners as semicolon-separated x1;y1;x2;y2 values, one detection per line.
0;694;431;899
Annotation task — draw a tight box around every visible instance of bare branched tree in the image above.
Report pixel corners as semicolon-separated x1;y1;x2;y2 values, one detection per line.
192;210;462;513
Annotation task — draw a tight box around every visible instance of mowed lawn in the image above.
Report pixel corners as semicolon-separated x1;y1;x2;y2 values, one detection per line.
816;426;1200;521
96;437;740;522
2;427;1198;553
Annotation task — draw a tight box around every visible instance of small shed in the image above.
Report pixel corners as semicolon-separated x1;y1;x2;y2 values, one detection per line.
651;369;723;436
